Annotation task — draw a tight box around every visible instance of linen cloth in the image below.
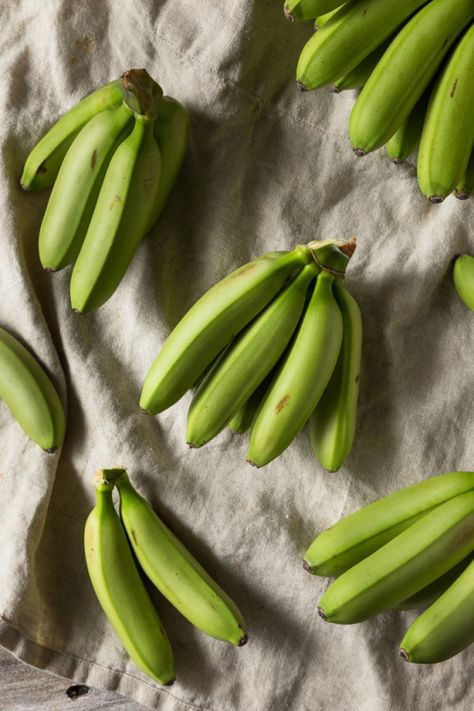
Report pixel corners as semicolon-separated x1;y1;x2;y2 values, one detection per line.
0;0;473;708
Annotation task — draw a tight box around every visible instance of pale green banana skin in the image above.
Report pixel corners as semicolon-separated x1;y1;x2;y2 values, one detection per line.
349;0;474;155
385;91;428;163
70;118;161;313
314;5;345;29
395;556;473;611
187;263;319;447
285;0;342;22
229;372;274;434
318;491;474;624
453;255;474;311
0;327;65;452
84;479;175;685
331;41;389;93
140;248;310;415
418;23;474;202
309;279;361;472
296;0;429;91
400;558;474;663
304;471;474;576
38;103;133;272
455;151;474;199
112;471;247;646
247;270;343;468
21;80;123;191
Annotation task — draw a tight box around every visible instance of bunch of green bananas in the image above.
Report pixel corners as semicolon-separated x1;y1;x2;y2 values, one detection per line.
85;469;247;686
287;0;474;203
0;326;65;451
303;471;474;663
140;240;362;470
21;69;189;312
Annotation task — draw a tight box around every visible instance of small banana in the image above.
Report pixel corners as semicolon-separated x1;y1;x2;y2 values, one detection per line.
400;558;474;663
417;23;474;202
349;0;474;155
84;474;175;685
453;254;474;311
285;0;342;22
229;373;274;434
385;91;428;163
21;80;123;191
108;469;248;646
304;471;474;576
296;0;428;91
395;556;473;610
187;262;319;447
318;491;474;624
247;270;343;468
455;152;474;200
309;279;361;472
0;327;65;452
314;5;344;30
330;41;389;93
38;103;133;272
140;247;310;415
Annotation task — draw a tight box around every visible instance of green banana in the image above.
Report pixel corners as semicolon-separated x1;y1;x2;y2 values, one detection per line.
140;247;310;415
395;556;473;610
247;270;343;468
349;0;474;155
453;254;474;311
385;91;428;163
21;80;123;191
108;470;247;646
304;471;474;576
330;41;389;93
318;491;474;624
455;151;474;200
70;116;161;313
314;5;345;30
296;0;429;91
38;103;133;272
84;475;175;685
417;23;474;202
229;373;274;434
0;327;65;452
285;0;343;22
400;558;474;663
309;279;361;472
187;262;319;447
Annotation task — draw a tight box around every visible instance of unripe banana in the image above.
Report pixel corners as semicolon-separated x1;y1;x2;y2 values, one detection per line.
330;41;389;93
84;474;175;685
140;247;310;415
385;91;428;163
395;556;473;611
285;0;342;22
0;327;65;452
247;270;343;468
314;5;344;30
187;262;319;447
109;470;247;646
70;117;161;313
21;80;123;191
39;103;133;272
318;491;474;624
418;23;474;202
455;152;474;200
304;471;474;576
453;254;474;311
229;373;273;434
309;279;361;471
296;0;428;91
400;558;474;663
349;0;474;155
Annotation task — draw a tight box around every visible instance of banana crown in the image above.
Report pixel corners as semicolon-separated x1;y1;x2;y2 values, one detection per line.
121;68;163;120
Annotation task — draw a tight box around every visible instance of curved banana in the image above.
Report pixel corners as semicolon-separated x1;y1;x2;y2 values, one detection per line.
247;270;343;468
229;373;273;434
395;556;473;610
385;91;428;163
84;475;175;685
349;0;474;155
400;558;474;663
39;103;133;272
314;5;344;30
70;116;161;313
330;41;389;93
21;80;123;191
0;327;65;452
318;490;474;624
296;0;428;91
418;23;474;202
140;247;310;415
285;0;342;22
453;254;474;311
108;470;247;646
187;262;319;447
304;471;474;576
455;151;474;200
309;279;361;472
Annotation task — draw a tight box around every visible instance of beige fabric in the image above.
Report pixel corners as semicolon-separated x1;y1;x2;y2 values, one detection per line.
0;0;473;708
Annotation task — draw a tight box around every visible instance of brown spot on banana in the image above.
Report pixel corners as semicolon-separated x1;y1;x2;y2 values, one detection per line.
91;149;97;169
276;394;290;413
451;79;458;98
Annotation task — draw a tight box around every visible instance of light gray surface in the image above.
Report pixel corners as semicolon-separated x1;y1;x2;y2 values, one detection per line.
0;0;473;710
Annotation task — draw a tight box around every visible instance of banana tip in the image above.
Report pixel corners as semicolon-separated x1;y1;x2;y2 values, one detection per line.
329;85;340;94
303;560;312;574
239;633;249;647
296;81;308;92
317;606;327;622
428;195;444;205
399;648;409;662
353;148;366;158
283;6;294;21
455;191;470;201
390;157;404;165
164;678;176;686
44;446;58;454
246;459;260;468
139;406;152;416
